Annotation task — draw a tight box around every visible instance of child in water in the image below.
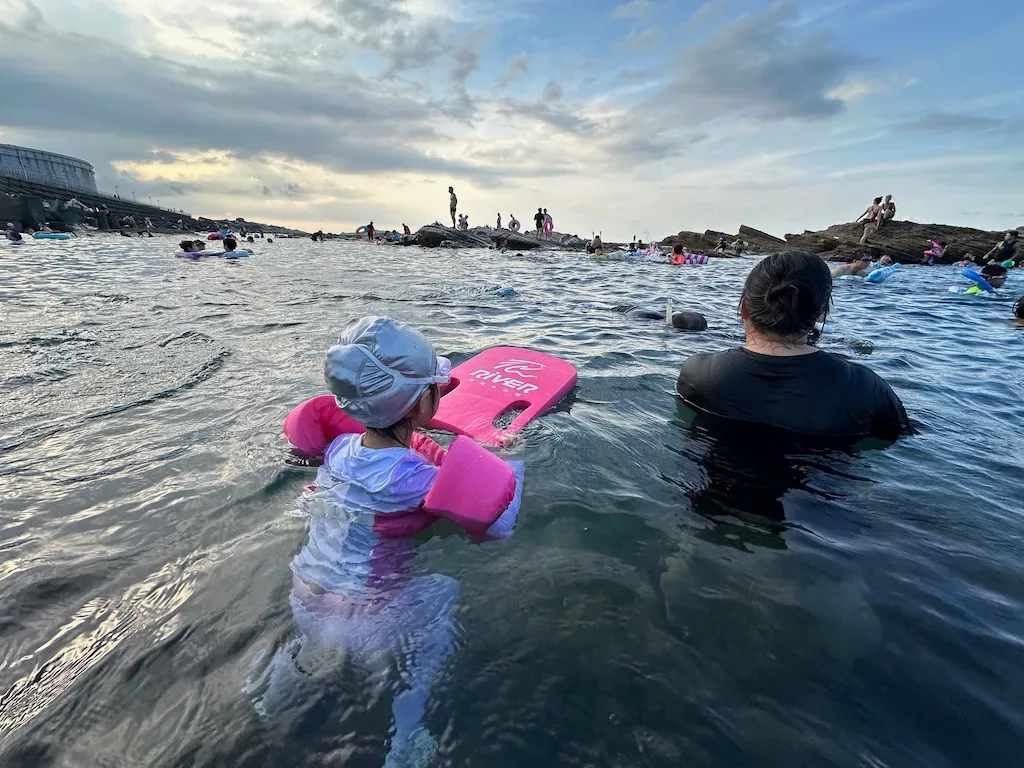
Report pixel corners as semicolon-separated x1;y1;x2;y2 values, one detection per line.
257;317;521;768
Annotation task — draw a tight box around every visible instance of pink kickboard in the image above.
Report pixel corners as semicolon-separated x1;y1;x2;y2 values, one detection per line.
428;347;576;446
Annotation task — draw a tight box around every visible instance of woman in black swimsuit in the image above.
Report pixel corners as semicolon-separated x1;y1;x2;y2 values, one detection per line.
676;251;909;441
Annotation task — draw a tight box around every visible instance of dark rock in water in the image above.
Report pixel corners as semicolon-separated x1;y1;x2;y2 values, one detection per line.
489;230;547;251
783;220;1014;264
412;223;491;248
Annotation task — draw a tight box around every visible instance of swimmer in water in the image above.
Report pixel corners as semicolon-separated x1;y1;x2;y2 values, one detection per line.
981;263;1008;289
606;305;709;330
879;255;894;266
831;257;871;278
4;222;22;242
258;317;520;767
676;251;909;441
1014;296;1024;320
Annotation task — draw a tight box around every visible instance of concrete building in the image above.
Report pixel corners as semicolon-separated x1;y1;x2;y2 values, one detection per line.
0;143;98;193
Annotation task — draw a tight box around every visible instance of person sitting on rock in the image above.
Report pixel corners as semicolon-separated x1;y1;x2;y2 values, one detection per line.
983;230;1019;265
731;238;746;255
831;257;871;278
880;195;896;224
856;197;884;244
458;214;469;231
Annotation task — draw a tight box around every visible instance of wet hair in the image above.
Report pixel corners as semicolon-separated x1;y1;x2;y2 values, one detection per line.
672;311;708;331
873;197;883;204
981;264;1008;278
179;240;194;252
673;243;683;254
223;236;237;250
1014;296;1024;319
740;251;832;339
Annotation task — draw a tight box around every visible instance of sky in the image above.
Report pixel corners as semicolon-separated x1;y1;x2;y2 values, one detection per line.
0;0;1021;239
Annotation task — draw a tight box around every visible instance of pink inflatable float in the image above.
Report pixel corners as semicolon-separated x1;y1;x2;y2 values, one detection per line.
429;347;577;446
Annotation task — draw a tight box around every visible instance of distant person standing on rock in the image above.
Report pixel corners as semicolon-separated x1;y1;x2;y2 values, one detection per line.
367;221;375;241
856;197;884;244
403;223;411;235
534;208;544;236
448;187;457;228
496;213;502;230
881;195;896;225
543;208;552;236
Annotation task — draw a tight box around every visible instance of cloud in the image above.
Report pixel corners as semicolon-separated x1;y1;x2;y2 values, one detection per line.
542;79;564;101
613;0;655;20
449;45;481;88
495;53;530;88
897;112;1006;132
647;1;869;123
495;98;598;136
686;0;730;31
625;27;658;50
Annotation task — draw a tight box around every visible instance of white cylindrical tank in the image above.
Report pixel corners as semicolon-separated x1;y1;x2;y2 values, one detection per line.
0;143;98;193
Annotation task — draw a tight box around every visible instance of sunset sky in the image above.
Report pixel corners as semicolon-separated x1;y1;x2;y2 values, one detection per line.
1;0;1021;239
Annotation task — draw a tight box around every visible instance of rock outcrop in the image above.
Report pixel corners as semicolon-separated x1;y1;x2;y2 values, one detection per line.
660;220;1018;264
407;223;585;251
782;221;1013;264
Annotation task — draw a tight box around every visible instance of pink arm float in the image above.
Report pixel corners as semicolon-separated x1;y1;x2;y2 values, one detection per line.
423;436;521;535
282;395;445;465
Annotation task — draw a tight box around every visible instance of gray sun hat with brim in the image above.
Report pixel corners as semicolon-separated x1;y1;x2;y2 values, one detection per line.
324;316;451;429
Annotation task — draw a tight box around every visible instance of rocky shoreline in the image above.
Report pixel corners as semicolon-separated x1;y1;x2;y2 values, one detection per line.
660;221;1021;265
392;219;1020;265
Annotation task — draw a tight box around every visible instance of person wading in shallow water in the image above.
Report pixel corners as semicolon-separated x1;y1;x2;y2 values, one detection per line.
676;251;909;442
448;187;457;228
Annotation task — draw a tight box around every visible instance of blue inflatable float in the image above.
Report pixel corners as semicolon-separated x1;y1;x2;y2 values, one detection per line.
33;232;71;240
961;268;994;292
865;263;900;283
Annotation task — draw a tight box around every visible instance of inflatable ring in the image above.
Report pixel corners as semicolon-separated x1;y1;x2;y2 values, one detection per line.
508;220;520;233
962;268;994;293
207;233;222;240
355;225;368;234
